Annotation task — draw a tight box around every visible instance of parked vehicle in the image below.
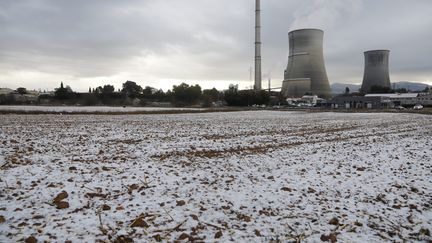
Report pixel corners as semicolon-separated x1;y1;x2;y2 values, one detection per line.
413;104;424;110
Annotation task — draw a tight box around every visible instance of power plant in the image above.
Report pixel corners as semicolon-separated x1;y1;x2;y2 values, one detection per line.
361;50;391;93
254;0;262;91
281;29;332;98
249;3;398;100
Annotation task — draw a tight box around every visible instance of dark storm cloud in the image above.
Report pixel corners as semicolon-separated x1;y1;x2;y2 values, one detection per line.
0;0;431;91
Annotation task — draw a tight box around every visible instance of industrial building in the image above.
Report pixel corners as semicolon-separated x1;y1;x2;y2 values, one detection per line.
327;96;391;109
0;88;13;95
325;92;432;109
361;50;391;93
417;93;432;106
282;29;332;98
286;95;325;107
366;93;432;106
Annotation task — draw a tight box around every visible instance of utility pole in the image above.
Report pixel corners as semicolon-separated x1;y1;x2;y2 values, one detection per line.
268;77;271;93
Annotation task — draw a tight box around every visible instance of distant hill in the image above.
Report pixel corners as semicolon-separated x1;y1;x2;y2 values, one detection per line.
392;81;430;91
331;81;430;94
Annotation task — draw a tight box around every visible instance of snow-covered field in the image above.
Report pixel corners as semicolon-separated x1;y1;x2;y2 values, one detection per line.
0;111;431;242
0;105;203;113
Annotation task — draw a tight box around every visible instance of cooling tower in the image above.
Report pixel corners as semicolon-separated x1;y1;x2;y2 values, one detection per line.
361;50;391;93
282;29;331;98
281;78;311;98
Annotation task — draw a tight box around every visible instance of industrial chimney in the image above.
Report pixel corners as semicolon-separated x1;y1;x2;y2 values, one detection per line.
361;50;391;93
254;0;262;91
282;29;331;98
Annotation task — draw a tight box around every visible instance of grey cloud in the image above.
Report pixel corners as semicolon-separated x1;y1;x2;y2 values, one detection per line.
0;0;431;91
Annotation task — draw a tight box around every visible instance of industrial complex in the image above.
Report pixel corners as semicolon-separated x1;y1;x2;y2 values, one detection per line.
250;0;430;109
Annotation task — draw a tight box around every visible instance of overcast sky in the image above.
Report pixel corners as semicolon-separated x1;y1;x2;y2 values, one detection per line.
1;0;431;92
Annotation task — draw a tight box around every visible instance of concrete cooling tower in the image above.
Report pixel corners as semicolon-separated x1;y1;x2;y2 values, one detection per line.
361;50;391;93
282;29;332;98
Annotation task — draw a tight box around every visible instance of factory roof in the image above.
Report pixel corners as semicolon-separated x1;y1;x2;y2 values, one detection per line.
365;93;419;98
0;88;14;94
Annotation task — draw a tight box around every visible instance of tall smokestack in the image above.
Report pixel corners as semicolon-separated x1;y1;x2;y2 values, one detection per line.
254;0;262;91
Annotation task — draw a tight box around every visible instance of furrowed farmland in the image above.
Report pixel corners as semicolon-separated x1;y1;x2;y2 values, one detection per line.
1;111;431;242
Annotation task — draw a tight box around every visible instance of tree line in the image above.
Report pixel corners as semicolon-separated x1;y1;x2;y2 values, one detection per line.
1;81;273;107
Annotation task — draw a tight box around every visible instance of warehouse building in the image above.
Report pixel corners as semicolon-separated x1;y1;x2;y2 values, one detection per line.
327;96;391;109
365;93;432;106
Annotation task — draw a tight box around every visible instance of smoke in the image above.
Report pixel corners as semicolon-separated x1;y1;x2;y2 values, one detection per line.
289;0;363;31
